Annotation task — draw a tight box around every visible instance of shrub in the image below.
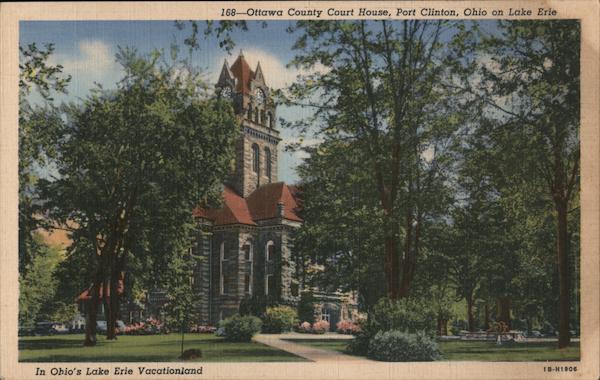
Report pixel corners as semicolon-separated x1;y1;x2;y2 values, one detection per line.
262;305;298;333
296;321;312;333
218;315;262;342
336;320;361;334
348;297;436;355
312;320;330;334
367;330;441;362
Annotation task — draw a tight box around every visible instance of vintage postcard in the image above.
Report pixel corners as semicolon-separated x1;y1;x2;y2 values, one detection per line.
1;1;598;379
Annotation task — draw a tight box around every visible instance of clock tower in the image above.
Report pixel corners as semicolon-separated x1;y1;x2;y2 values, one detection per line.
216;52;280;197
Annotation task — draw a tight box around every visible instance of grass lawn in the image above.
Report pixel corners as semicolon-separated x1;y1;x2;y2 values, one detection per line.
19;334;307;362
284;338;580;362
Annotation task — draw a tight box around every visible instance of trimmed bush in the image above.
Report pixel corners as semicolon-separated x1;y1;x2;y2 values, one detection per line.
367;330;441;362
312;320;330;334
218;315;262;342
336;320;361;334
348;297;437;355
296;321;313;333
262;305;298;333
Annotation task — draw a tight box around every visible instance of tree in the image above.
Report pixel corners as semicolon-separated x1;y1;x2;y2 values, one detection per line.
19;43;70;274
287;20;464;300
466;20;580;347
18;234;62;326
42;47;238;345
163;233;198;357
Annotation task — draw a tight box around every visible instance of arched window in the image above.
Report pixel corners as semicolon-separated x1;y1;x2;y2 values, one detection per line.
252;144;260;173
265;241;275;262
261;110;266;126
247;107;252;120
266;112;273;128
220;242;226;295
255;107;260;124
265;147;272;183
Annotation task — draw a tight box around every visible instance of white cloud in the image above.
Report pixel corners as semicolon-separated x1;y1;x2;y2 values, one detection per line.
51;39;121;98
64;40;115;76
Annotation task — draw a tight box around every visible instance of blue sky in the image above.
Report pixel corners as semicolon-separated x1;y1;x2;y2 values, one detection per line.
20;20;314;184
20;20;502;184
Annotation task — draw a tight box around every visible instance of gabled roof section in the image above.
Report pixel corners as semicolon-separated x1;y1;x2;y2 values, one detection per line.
217;59;234;87
246;182;303;222
230;52;254;95
193;186;256;226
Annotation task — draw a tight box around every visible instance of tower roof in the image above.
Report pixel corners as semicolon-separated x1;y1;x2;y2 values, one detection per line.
230;53;254;95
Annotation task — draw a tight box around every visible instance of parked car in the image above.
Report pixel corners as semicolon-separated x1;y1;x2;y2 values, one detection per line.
34;322;69;336
96;320;107;333
96;320;126;333
526;330;543;338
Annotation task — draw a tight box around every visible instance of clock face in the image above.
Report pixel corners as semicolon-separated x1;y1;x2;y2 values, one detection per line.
222;87;232;99
256;89;266;105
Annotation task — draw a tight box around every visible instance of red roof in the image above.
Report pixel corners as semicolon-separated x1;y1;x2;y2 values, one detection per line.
76;279;124;302
247;182;302;222
194;183;302;226
193;186;256;226
230;54;254;95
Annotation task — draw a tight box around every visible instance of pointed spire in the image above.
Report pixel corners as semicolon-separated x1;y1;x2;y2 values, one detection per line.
239;49;244;57
217;58;234;87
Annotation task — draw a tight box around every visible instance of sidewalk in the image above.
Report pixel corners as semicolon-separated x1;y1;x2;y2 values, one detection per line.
253;333;374;363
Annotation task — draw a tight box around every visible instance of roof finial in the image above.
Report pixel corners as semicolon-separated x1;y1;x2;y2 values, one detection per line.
239;49;244;57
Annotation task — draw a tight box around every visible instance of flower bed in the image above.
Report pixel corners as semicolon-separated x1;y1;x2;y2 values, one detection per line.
336;320;361;334
295;320;330;334
119;318;168;335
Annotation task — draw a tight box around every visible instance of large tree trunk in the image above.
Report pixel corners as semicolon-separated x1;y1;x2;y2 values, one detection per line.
484;304;490;331
556;199;571;348
84;280;100;346
466;296;475;332
384;232;400;300
497;296;511;330
107;268;121;340
437;316;448;336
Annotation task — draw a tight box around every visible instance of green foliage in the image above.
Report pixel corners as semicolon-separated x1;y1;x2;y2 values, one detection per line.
367;330;441;362
51;302;79;324
219;315;263;342
163;243;198;332
19;43;70;275
261;306;298;333
349;297;436;355
35;46;239;340
297;291;316;324
288;20;461;302
19;234;63;326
